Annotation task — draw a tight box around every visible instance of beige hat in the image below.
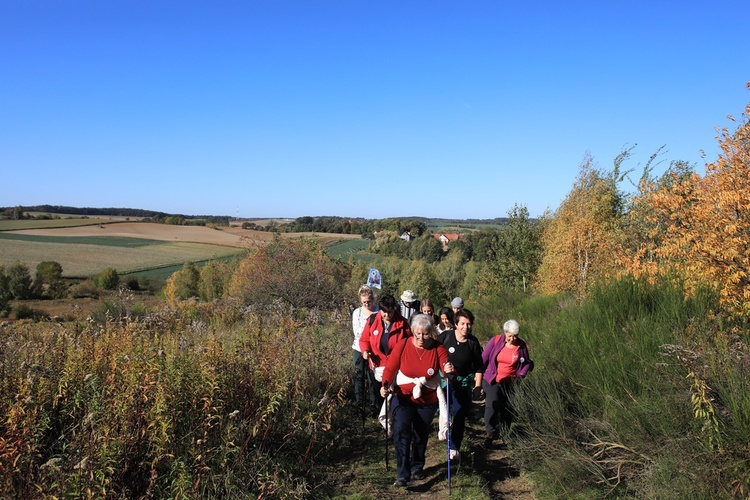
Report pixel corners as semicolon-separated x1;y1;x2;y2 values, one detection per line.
401;290;417;302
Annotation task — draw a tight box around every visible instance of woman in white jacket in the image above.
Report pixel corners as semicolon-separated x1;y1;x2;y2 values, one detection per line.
351;285;378;415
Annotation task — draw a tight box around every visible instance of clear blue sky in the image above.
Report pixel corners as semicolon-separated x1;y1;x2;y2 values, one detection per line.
2;1;749;219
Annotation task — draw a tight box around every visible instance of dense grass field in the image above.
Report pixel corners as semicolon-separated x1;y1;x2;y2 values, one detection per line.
325;238;370;258
122;253;245;281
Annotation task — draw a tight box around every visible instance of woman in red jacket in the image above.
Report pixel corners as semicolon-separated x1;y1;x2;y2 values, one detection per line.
359;294;411;411
381;314;455;487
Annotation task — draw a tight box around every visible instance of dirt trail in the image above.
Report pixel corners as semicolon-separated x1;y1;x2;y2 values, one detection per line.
323;401;535;499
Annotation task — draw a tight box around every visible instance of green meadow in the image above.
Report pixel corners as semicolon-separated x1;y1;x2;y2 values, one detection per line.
0;233;242;278
325;238;371;257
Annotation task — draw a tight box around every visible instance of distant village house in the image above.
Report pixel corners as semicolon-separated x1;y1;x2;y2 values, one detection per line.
433;233;462;249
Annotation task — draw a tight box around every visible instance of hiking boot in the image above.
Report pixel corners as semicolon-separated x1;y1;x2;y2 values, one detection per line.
483;432;494;448
411;470;426;481
393;478;411;487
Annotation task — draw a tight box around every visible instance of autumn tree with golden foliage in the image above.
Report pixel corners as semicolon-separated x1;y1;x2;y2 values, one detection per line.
537;153;627;296
640;90;750;318
616;157;699;281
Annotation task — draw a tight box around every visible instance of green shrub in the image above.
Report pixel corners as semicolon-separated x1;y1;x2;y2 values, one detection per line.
7;261;33;299
94;267;119;290
47;279;69;299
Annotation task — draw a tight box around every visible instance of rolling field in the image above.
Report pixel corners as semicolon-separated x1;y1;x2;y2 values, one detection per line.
0;222;251;277
0;221;362;278
0;237;242;278
0;218;120;230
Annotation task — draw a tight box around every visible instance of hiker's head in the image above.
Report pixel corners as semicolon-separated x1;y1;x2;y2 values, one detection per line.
503;319;520;345
410;313;437;344
454;310;473;337
438;307;454;327
378;294;399;321
400;289;418;307
420;298;434;316
451;297;464;312
358;285;374;307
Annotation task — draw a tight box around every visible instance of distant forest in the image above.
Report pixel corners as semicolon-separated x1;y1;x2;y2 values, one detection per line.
6;205;185;219
2;205;511;228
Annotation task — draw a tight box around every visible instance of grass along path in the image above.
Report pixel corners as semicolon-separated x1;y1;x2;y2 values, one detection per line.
320;400;534;499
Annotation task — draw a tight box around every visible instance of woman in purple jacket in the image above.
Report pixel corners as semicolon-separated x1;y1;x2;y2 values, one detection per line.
481;319;533;444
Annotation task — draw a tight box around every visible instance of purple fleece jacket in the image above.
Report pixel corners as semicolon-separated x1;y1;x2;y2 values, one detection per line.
481;334;532;385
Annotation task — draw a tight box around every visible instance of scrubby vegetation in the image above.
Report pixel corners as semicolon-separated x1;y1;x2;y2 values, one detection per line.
0;299;353;498
508;279;750;498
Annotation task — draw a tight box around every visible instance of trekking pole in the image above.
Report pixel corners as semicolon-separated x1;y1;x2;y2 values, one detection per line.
361;401;366;432
384;393;389;471
446;380;452;495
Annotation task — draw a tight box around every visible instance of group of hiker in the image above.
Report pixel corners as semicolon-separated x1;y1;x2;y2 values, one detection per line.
350;285;533;487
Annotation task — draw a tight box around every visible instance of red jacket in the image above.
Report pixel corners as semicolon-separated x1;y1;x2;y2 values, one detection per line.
382;336;450;405
359;310;411;368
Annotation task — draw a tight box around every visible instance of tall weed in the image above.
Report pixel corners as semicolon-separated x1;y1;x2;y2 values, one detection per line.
0;298;353;498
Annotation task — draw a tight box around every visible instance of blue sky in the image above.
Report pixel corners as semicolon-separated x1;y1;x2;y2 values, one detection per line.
2;1;749;219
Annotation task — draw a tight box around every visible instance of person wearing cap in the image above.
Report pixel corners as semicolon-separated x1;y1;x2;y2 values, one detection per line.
451;297;474;323
399;290;421;321
451;297;464;313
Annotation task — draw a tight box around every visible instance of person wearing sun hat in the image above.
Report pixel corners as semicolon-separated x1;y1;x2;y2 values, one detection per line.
399;290;421;321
